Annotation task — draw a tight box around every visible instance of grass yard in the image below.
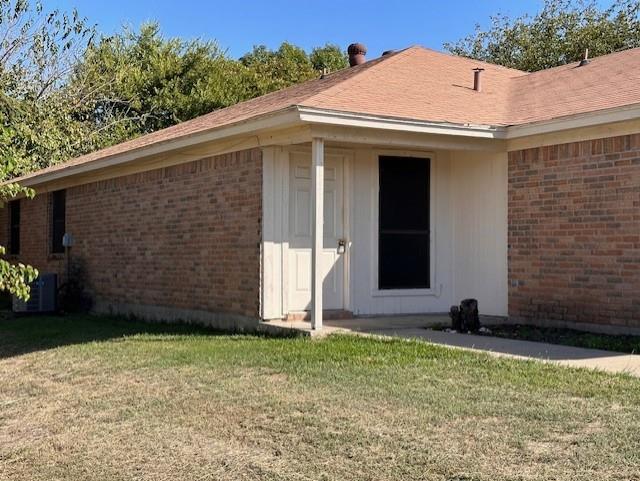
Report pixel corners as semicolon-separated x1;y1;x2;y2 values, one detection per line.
1;314;639;481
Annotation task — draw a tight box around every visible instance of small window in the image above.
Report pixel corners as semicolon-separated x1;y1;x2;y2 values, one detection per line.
51;190;66;254
378;156;431;289
9;200;20;255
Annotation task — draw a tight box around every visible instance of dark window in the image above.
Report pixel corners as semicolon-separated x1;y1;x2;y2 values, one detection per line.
378;156;430;289
9;200;20;255
51;190;66;254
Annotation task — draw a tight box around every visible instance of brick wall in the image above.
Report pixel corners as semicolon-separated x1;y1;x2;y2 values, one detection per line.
0;148;262;324
0;194;66;277
509;134;640;329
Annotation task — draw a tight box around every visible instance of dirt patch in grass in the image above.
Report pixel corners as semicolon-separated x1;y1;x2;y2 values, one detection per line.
477;324;640;354
1;314;640;480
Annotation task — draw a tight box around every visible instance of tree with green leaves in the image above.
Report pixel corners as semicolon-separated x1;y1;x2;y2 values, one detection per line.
72;30;348;149
309;44;348;72
239;42;317;97
239;42;347;97
445;0;640;72
0;0;96;299
0;183;37;300
0;0;96;175
71;23;247;143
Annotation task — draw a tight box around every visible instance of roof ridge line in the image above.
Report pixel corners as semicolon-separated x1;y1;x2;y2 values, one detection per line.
176;48;413;124
302;47;417;105
417;45;528;76
511;45;640;81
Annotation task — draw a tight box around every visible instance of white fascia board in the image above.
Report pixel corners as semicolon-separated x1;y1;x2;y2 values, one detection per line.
17;101;640;188
17;108;301;187
296;106;508;139
505;103;640;139
298;104;640;141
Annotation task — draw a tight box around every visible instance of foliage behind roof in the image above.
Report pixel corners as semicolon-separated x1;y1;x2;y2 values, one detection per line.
17;45;640;182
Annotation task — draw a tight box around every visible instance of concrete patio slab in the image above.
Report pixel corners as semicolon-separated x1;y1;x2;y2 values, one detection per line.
261;315;640;377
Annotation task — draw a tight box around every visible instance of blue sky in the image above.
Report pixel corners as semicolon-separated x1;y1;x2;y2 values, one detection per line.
44;0;603;58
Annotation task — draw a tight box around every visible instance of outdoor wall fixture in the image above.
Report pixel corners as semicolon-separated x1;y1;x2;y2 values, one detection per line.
337;239;346;254
62;232;75;283
62;233;75;248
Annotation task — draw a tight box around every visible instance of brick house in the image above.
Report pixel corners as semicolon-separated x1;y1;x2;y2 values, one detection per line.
2;45;639;333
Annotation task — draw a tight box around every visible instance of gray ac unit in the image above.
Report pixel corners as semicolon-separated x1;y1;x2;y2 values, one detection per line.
13;273;57;313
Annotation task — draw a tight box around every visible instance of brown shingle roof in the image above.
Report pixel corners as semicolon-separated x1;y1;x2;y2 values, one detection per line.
507;47;640;124
300;45;640;126
303;46;526;126
16;45;640;182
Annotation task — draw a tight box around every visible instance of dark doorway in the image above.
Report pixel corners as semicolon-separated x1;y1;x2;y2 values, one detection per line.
378;156;430;289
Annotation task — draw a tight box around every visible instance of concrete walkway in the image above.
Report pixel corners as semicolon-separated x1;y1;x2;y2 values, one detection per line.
262;316;640;377
366;326;640;377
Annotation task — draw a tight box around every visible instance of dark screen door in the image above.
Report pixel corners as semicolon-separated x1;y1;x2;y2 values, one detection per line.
378;156;430;289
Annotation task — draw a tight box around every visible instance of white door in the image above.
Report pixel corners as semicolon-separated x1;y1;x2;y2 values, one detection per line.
288;151;345;311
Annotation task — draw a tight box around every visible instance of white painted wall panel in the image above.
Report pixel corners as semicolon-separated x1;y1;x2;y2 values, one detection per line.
450;151;508;316
349;148;455;315
261;146;283;319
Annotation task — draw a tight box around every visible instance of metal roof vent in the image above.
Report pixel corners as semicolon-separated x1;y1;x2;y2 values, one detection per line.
579;48;590;66
473;68;485;92
348;43;367;67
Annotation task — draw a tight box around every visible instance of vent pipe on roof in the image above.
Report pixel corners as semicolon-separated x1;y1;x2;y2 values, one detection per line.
473;68;485;92
348;43;367;67
579;48;590;66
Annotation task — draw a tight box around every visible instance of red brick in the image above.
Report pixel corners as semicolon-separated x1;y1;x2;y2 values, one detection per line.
0;148;262;321
508;134;640;328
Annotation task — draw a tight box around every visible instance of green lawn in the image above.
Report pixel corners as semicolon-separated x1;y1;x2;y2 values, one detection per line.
1;314;639;481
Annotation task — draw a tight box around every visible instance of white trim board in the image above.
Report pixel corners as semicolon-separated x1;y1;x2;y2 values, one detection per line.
14;108;302;187
505;103;640;138
13;102;640;189
298;107;506;139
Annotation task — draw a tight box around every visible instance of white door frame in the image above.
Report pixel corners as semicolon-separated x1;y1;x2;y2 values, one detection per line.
281;145;353;319
369;149;439;298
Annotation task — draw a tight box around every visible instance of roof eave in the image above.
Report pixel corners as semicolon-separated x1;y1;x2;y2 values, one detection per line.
14;106;303;188
297;106;508;139
505;103;640;139
14;101;640;189
11;106;512;188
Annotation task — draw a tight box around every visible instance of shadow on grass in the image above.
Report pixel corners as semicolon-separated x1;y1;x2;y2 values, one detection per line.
0;311;235;359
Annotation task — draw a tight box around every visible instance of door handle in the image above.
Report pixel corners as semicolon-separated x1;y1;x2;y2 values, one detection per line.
337;239;346;254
